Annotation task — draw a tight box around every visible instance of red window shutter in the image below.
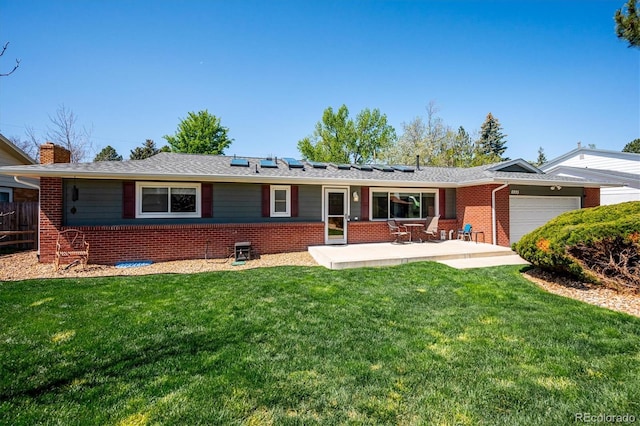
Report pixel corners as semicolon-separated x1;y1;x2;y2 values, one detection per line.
262;185;270;217
360;186;369;221
439;189;446;218
291;185;299;217
122;181;135;219
201;183;213;218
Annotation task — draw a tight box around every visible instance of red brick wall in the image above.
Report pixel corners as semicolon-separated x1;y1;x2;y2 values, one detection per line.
13;187;39;202
583;187;600;208
43;222;325;265
39;177;64;262
348;219;459;244
456;184;510;246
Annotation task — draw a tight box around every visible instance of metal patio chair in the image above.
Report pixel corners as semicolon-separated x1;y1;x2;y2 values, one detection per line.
387;220;410;244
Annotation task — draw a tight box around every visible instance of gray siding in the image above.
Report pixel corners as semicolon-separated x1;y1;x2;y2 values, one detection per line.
64;179;322;226
509;185;583;197
64;179;123;226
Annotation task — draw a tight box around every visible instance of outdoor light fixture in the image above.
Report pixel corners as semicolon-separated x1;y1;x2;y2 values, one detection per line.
352;191;359;202
550;185;562;191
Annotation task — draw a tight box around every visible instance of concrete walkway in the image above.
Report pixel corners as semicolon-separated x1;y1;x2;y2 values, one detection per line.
308;240;529;270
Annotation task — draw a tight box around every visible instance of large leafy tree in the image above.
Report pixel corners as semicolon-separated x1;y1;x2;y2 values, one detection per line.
382;102;498;167
615;0;640;48
622;138;640;153
297;105;396;164
130;139;168;160
478;112;508;160
94;145;122;162
163;110;233;155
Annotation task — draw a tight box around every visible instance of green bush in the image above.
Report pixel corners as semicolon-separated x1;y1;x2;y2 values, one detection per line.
514;201;640;284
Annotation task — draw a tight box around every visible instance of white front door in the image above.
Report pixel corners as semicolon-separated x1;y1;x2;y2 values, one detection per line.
324;188;348;244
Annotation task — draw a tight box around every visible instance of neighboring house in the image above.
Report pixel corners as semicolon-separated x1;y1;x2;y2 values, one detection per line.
541;145;640;205
0;133;38;202
0;144;605;265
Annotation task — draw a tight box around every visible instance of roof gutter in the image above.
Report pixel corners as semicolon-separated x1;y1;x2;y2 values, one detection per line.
491;183;509;246
14;175;40;190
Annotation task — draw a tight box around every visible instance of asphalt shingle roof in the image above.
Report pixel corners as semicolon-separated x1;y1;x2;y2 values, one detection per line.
0;153;606;187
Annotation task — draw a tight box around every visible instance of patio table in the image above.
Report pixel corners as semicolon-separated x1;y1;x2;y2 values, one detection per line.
404;223;424;243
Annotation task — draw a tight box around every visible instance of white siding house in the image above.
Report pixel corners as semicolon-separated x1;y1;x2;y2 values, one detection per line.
541;146;640;205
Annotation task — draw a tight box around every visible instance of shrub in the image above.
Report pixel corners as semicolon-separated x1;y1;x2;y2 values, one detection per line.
514;201;640;291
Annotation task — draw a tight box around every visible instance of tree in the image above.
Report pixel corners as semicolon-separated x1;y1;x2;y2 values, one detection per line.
298;105;396;164
163;110;233;155
94;145;122;162
8;135;38;162
532;146;547;167
622;138;640;153
46;105;93;162
615;0;640;48
0;42;20;77
478;112;508;159
130;139;165;160
382;102;498;167
17;105;93;163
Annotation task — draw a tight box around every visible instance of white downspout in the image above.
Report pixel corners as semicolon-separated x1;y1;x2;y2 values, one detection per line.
491;183;509;245
14;176;40;190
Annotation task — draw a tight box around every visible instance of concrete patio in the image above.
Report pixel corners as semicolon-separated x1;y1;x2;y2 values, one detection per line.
308;240;529;270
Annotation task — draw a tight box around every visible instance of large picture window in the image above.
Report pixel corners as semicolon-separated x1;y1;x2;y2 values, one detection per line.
371;189;437;220
136;182;201;218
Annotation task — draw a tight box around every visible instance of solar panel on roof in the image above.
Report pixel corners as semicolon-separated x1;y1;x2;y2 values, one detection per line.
307;161;327;169
260;159;278;168
230;158;249;167
283;157;304;168
372;164;395;172
392;165;415;173
353;164;373;171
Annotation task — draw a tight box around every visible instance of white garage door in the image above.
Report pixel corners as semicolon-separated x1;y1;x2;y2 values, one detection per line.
509;196;581;243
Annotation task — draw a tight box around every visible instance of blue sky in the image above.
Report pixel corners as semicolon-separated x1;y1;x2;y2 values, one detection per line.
0;0;638;163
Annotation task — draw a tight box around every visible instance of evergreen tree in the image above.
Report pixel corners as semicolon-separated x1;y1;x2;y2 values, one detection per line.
533;146;547;166
94;145;122;162
615;0;640;48
130;139;163;160
478;113;508;159
622;138;640;153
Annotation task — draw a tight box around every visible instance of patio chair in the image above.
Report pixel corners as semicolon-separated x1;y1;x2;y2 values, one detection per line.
421;215;440;241
387;220;410;244
54;229;90;271
458;224;473;241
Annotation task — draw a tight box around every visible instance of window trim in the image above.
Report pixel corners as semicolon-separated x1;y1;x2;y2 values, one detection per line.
270;185;291;217
136;182;201;218
369;187;439;221
0;187;13;202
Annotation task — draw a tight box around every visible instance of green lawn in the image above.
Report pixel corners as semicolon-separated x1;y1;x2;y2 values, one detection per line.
1;263;639;425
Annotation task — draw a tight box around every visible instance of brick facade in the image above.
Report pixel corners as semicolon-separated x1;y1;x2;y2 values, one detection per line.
456;184;510;245
13;187;39;202
583;187;600;208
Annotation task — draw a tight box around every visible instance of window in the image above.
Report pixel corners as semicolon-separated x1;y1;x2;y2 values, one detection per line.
270;185;291;217
136;182;200;218
0;187;12;202
371;188;437;220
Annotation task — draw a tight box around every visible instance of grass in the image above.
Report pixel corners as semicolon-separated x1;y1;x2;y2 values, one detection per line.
1;262;639;425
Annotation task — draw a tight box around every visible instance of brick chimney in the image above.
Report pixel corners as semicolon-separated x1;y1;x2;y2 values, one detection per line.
40;143;71;164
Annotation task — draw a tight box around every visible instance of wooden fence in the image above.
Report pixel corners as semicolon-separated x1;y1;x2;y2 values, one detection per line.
0;202;38;250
